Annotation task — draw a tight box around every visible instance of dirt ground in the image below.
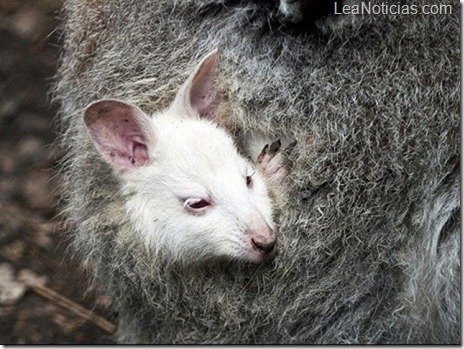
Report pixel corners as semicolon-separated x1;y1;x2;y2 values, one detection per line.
0;0;115;344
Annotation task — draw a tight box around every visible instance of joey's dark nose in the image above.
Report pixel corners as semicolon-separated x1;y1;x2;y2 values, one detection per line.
252;238;276;253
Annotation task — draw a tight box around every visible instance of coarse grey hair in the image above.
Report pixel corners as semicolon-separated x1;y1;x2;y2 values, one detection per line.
54;0;460;344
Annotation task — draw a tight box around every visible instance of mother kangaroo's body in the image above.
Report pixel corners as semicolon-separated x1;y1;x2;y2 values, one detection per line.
55;0;459;344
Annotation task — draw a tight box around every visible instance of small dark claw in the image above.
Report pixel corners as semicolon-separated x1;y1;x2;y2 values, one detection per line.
269;139;282;154
258;144;269;163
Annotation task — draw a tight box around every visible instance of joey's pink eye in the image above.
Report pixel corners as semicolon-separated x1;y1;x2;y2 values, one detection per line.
246;168;255;187
185;198;211;211
190;200;209;209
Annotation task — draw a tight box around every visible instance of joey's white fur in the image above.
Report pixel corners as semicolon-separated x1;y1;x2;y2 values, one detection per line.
84;52;277;264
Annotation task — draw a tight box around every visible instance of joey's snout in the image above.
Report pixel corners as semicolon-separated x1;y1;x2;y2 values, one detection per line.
252;237;275;253
247;225;276;261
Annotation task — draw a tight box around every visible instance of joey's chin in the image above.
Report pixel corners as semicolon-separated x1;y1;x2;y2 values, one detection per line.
244;247;277;264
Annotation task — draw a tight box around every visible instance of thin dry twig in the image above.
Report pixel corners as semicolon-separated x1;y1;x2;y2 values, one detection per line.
30;284;117;334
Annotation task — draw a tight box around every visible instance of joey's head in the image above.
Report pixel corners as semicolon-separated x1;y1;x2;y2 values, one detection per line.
84;51;277;264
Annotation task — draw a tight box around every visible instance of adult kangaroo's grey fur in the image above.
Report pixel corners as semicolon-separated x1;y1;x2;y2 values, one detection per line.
54;0;460;344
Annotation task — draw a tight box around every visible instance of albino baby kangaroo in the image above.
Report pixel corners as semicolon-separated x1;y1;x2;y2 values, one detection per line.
84;51;292;264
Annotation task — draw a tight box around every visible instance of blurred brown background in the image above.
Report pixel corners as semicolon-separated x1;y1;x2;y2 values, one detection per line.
0;0;114;344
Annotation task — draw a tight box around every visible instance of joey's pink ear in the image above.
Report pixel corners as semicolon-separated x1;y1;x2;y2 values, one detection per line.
173;50;219;120
84;99;154;172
